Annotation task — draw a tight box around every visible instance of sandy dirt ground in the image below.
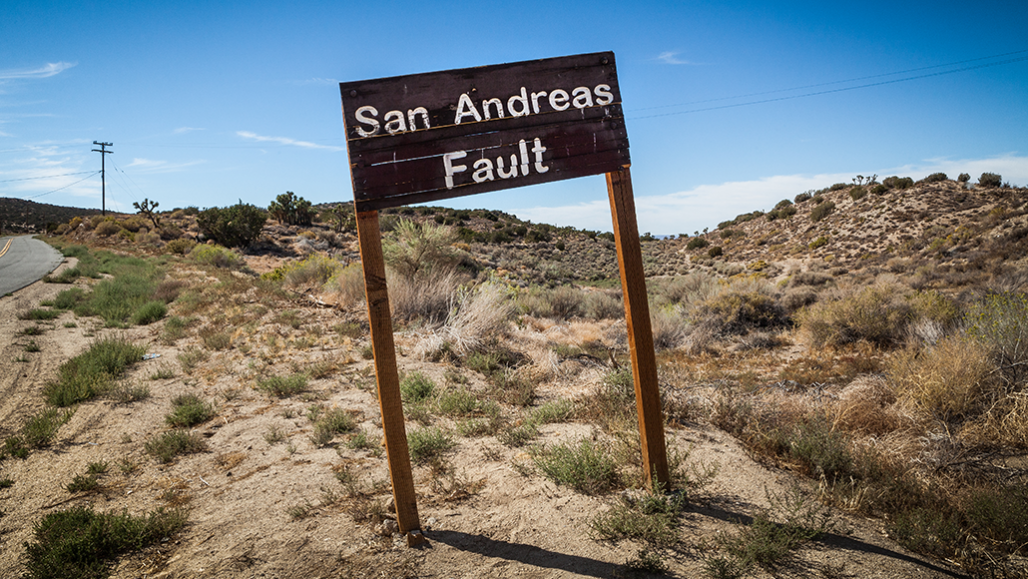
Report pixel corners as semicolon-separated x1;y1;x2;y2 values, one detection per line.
0;256;968;579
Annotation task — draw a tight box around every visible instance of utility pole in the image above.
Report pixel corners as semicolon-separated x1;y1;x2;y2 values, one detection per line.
92;141;113;216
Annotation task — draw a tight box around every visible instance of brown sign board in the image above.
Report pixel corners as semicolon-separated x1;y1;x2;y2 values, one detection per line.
339;52;630;211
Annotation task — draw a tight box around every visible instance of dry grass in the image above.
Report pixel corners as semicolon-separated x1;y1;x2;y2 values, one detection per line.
388;267;465;324
889;336;992;423
324;262;365;308
832;376;905;436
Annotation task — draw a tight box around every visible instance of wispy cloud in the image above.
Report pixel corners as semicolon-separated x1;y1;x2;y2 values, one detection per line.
173;127;205;134
0;62;77;80
236;130;344;151
124;157;205;173
656;51;695;65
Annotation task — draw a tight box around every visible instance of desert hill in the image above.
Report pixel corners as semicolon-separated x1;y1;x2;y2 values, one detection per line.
0;197;103;234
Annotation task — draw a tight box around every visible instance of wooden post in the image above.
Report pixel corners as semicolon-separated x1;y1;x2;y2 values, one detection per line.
355;210;425;546
606;168;670;489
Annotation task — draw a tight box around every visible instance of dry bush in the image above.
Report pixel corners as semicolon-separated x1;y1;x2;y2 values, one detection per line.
789;271;832;287
781;287;817;312
324;262;365;308
649;272;719;309
153;279;189;303
517;285;586;320
692;277;785;337
833;376;903;436
650;306;688;350
94;219;123;237
388;267;465;324
547;285;585;319
283;254;343;289
889;336;993;422
415;282;514;357
964;292;1028;391
584;289;623;320
120;216;148;232
798;282;912;347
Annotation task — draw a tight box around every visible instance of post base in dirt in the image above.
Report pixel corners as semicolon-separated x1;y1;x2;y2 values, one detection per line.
356;209;423;539
606;168;670;489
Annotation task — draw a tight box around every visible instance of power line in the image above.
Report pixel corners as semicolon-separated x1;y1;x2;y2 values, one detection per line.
629;53;1028;120
20;171;100;199
0;171;96;184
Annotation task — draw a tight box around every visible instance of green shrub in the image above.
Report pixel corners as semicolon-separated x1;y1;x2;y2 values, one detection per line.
848;187;866;201
196;201;266;247
531;398;574;424
870;184;889;195
794;192;812;203
407;426;455;464
978;172;1002;187
189;244;242;268
165;394;214;428
923;172;948;183
66;474;99;494
883;176;914;189
131;300;167;325
808;236;829;250
774;199;792;210
20;308;61;321
437;388;479;417
532;438;620;495
165;238;196;255
270;254;343;288
43;338;144;407
497;422;538;447
176;346;207;374
400;371;436;404
767;205;797;221
590;486;686;546
23;505;186;579
53;288;85;310
958;173;971;184
145;430;207;463
810;201;835;222
707;246;723;258
311;408;358;447
23;408;76;448
686;237;709;250
257;373;309;397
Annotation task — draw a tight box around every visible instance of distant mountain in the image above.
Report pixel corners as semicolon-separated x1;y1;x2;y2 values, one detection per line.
0;198;103;233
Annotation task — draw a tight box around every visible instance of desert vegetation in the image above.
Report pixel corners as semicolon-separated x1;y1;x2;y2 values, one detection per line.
2;174;1027;577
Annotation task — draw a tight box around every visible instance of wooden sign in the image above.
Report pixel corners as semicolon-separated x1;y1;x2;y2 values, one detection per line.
340;53;666;548
340;52;630;211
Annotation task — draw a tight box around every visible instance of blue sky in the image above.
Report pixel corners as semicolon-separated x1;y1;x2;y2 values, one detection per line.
2;1;1026;235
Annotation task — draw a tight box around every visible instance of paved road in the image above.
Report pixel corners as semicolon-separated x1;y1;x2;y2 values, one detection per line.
0;235;65;296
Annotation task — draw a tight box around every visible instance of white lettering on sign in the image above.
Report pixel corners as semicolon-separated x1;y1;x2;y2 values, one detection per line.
355;106;432;137
448;138;548;190
349;84;616;137
443;151;468;189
